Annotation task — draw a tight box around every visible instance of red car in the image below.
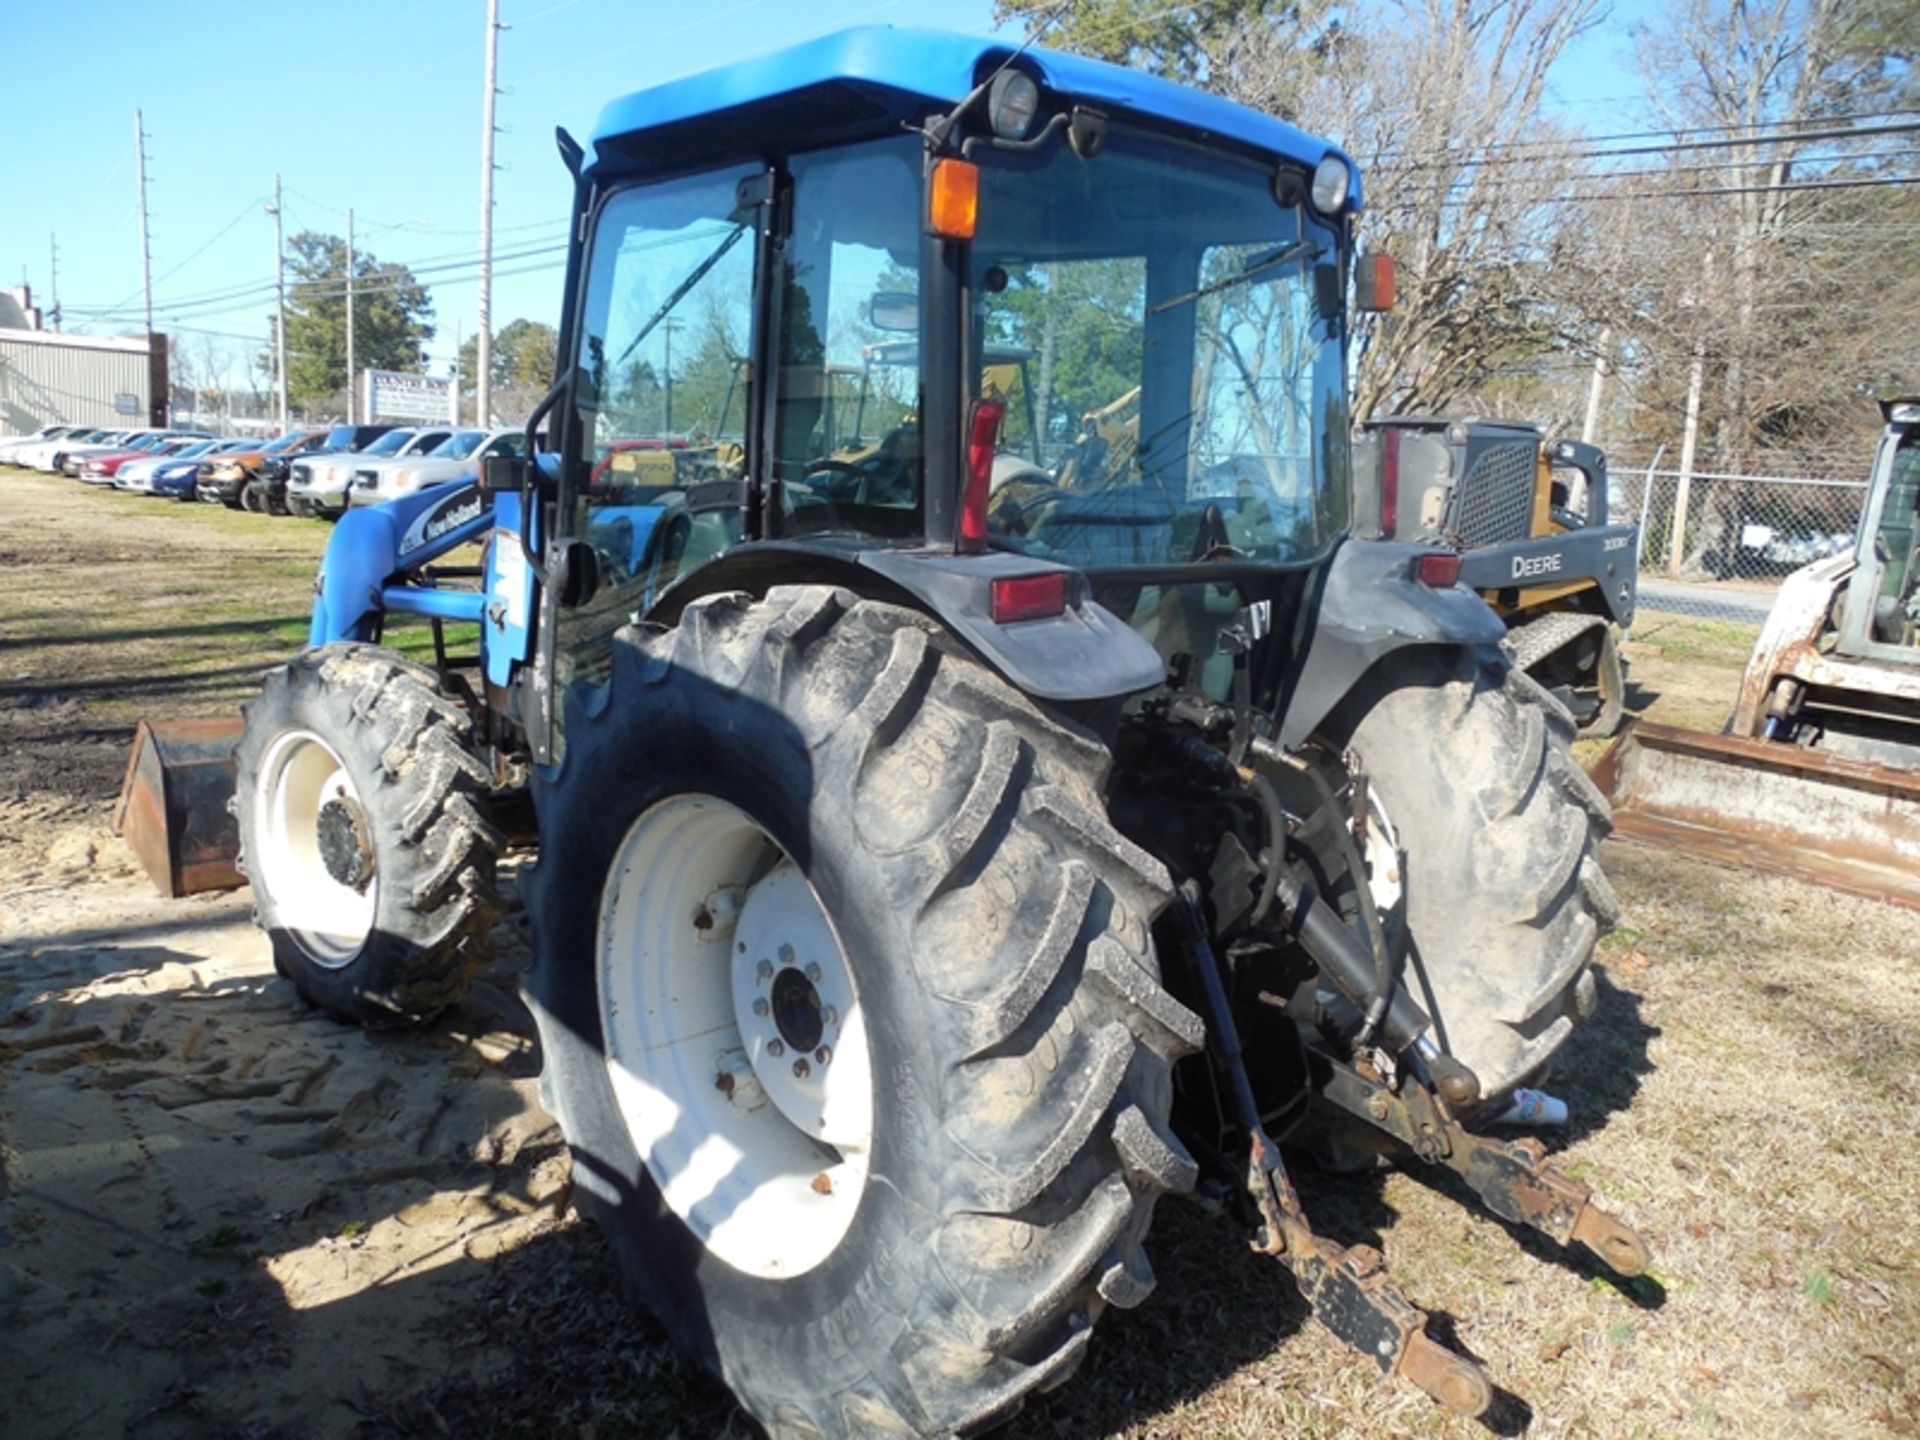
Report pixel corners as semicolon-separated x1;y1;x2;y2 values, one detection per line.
77;436;197;485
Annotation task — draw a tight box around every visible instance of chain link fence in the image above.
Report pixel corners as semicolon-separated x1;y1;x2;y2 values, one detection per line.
1608;455;1868;626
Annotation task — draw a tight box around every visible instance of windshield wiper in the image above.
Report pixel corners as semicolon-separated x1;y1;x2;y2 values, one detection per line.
1148;239;1323;316
616;222;749;366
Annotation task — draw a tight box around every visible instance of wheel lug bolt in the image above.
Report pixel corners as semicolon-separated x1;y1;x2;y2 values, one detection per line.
768;1039;785;1057
756;960;773;982
823;1007;838;1027
805;963;821;983
752;998;769;1017
792;1059;811;1079
815;1046;832;1065
779;944;795;965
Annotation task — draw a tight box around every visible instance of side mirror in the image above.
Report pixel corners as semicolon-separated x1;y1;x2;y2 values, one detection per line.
1355;253;1397;313
478;453;525;493
552;539;602;609
868;291;918;333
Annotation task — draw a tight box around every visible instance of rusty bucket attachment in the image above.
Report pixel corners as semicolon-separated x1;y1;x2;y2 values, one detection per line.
111;717;247;898
1592;721;1920;911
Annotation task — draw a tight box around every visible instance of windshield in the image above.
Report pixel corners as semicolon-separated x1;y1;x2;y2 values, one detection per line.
172;440;218;459
263;430;314;455
971;125;1347;570
429;429;488;459
363;428;415;457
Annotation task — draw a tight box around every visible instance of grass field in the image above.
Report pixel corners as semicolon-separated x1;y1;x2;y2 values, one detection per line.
1;465;1915;1440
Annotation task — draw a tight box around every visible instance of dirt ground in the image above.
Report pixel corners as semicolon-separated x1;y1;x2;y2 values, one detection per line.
2;468;1916;1440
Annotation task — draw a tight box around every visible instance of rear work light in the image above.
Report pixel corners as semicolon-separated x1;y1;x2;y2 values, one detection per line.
990;571;1070;624
1379;424;1400;537
958;398;1005;553
1416;551;1462;587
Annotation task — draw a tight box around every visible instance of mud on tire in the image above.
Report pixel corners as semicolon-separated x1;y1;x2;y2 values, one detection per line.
523;586;1202;1439
1334;650;1620;1104
234;642;502;1025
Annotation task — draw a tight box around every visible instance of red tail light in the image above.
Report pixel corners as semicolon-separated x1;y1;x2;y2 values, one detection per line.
1416;551;1461;587
959;399;1005;554
990;571;1070;623
1379;424;1400;537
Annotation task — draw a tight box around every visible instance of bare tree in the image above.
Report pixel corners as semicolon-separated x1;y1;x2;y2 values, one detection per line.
1287;0;1607;419
1626;0;1920;464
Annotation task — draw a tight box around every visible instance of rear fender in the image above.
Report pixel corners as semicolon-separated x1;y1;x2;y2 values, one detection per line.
1278;539;1509;748
651;544;1166;703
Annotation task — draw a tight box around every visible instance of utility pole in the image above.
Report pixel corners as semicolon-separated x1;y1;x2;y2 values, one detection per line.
476;0;502;427
345;208;356;423
268;175;288;432
1667;251;1713;576
1580;326;1610;445
47;233;59;330
451;318;463;426
663;316;679;435
134;111;154;339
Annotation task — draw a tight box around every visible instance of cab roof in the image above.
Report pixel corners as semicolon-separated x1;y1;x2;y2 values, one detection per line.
588;25;1356;203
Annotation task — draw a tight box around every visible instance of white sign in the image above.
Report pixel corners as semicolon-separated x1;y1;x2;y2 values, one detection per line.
363;369;453;422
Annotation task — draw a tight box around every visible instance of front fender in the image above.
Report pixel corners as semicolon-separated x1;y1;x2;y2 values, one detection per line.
1278;539;1509;748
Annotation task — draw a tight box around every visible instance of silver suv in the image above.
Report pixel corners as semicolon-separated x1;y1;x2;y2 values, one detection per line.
286;427;452;518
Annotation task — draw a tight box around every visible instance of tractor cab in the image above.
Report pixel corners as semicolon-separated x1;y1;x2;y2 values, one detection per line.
545;26;1366;723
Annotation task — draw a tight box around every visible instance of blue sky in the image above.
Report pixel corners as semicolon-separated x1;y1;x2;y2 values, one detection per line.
0;0;1651;386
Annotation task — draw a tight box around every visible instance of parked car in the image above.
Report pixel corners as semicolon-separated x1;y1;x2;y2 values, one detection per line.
15;427;114;471
62;430;200;476
0;424;75;464
253;422;396;515
78;435;199;484
116;438;228;492
151;440;252;499
196;428;329;507
286;427;450;517
44;428;141;473
347;428;527;508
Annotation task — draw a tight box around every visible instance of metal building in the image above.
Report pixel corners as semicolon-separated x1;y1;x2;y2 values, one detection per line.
0;327;168;436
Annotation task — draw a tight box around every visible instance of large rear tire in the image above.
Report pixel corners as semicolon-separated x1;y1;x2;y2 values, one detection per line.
524;586;1201;1439
1332;651;1619;1104
234;643;501;1025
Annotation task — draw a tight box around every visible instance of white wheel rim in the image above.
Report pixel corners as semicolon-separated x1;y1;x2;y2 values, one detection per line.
597;795;872;1279
253;729;378;966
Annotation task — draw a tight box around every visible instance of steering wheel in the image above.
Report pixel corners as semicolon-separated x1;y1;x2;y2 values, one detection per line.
803;458;870;504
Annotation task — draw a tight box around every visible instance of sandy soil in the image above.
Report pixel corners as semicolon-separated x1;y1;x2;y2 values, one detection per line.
3;469;1916;1440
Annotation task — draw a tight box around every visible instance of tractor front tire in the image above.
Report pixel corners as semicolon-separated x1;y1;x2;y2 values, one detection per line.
524;587;1201;1439
1336;652;1619;1104
234;643;501;1026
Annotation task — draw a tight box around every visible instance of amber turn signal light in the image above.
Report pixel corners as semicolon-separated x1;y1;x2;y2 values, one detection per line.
929;158;979;240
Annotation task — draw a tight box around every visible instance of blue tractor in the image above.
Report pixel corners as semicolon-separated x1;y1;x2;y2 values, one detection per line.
231;28;1646;1434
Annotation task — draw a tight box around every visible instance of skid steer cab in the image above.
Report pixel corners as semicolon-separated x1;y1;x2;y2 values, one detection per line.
222;26;1648;1437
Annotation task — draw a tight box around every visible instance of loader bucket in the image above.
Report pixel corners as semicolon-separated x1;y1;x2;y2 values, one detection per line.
111;717;246;898
1591;721;1920;911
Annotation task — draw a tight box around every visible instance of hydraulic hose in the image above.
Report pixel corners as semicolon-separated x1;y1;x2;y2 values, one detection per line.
1271;865;1430;1053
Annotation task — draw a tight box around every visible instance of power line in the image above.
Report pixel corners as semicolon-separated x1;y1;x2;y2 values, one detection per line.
1391;119;1920;172
1377;106;1920;164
